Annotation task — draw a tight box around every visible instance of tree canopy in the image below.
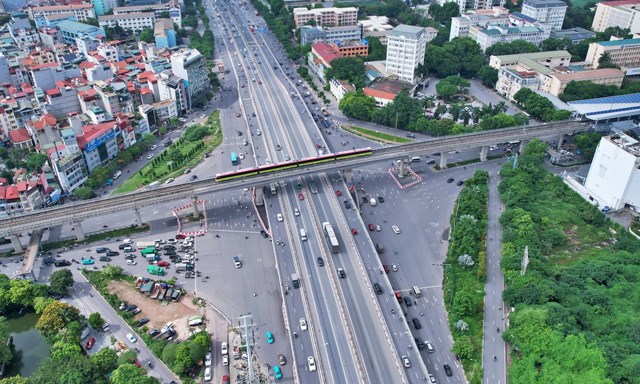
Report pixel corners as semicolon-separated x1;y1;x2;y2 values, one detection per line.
48;269;74;296
513;88;571;121
338;90;377;121
326;57;365;89
422;37;484;78
138;27;154;43
484;40;540;57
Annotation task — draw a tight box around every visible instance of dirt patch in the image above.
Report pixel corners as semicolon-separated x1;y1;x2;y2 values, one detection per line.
108;280;204;339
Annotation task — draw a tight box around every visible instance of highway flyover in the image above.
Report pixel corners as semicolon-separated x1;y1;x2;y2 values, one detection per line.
0;120;588;238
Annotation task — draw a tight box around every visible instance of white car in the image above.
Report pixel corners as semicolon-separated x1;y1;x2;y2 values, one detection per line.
205;353;212;367
239;153;245;160
402;355;411;368
126;259;137;265
376;225;381;232
204;367;212;381
150;144;157;151
222;354;229;366
146;153;154;160
392;264;398;272
221;341;228;355
299;318;308;331
307;356;317;372
167;239;177;244
392;225;401;234
277;213;283;222
294;208;300;216
127;333;137;343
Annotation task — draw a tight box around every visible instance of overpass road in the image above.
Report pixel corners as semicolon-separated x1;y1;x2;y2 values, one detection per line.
0;121;587;237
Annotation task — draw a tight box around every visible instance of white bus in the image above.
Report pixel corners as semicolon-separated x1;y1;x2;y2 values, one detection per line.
322;222;339;253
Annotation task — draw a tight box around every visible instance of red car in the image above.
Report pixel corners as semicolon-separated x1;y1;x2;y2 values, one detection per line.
131;358;142;368
336;190;342;196
383;264;390;273
298;193;304;201
351;228;358;235
157;261;169;267
222;375;230;384
368;224;375;231
86;337;95;349
175;234;186;239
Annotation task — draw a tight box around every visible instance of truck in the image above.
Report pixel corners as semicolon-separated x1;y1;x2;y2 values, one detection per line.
321;107;329;116
157;284;168;300
137;241;156;250
175;263;193;272
150;283;161;298
145;253;160;262
147;265;164;276
375;243;385;254
292;273;300;289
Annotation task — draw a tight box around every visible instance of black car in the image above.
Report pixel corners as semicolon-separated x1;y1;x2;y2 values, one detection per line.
136;318;149;327
404;297;412;307
44;257;56;265
118;244;127;250
415;338;425;350
163;245;175;251
412;318;422;329
373;283;383;295
260;230;269;238
190;175;198;181
317;257;325;267
106;251;119;257
54;260;71;267
99;256;111;262
447;178;454;183
148;329;160;337
96;247;109;253
378;196;384;203
343;200;351;209
457;180;464;186
337;268;346;278
125;254;136;260
444;364;452;376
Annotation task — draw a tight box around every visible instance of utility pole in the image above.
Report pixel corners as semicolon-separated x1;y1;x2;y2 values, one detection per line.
238;313;256;383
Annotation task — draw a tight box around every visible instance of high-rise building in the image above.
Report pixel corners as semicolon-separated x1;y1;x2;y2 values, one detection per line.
170;49;210;109
385;25;427;84
592;0;640;34
521;0;567;30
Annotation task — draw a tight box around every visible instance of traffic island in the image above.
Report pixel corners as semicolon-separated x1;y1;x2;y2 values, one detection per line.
173;200;208;236
387;164;423;189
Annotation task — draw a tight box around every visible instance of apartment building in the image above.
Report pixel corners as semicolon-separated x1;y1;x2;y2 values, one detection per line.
170;48;210;106
492;50;624;99
300;25;362;46
592;0;640;34
470;24;551;51
0;180;45;218
98;12;155;31
293;7;358;27
57;20;106;44
521;0;567;30
28;4;95;23
385;24;427;84
450;7;510;40
586;38;640;71
307;42;342;83
113;1;181;28
329;40;369;57
435;0;506;14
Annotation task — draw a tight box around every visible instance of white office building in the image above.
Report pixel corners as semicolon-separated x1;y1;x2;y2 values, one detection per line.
584;133;640;211
98;12;155;31
521;0;567;30
385;24;427;84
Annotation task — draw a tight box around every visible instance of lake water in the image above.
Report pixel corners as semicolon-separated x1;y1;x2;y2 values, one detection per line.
3;311;50;378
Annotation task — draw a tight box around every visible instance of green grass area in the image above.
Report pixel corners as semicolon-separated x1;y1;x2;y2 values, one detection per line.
115;111;222;194
498;140;640;384
444;171;489;384
341;124;412;144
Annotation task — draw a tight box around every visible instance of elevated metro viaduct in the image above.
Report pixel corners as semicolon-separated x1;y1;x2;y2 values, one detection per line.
2;120;588;257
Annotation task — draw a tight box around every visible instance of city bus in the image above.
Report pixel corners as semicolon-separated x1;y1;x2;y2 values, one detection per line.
231;152;238;166
141;247;157;256
322;222;339;253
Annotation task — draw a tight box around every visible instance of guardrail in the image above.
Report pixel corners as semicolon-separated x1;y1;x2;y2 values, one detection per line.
0;121;588;237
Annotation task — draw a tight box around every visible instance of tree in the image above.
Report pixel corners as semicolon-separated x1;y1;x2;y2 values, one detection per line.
34;296;55;314
91;348;118;374
573;132;602;160
73;186;93;200
35;301;81;338
597;52;621;69
436;76;470;101
452;335;475;360
540;37;573;52
9;279;42;307
102;264;123;278
0;376;29;384
477;65;499;88
485;40;540;57
326;57;365;89
138;28;154;43
365;36;387;61
111;363;158;384
428;2;460;23
424;45;459;78
173;343;193;373
0;317;12;367
444;37;484;78
339;90;376;121
82;18;99;27
48;269;74;296
192;332;211;350
25;153;49;173
88;312;105;330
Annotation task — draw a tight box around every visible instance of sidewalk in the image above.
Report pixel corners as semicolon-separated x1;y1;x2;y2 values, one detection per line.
482;171;507;384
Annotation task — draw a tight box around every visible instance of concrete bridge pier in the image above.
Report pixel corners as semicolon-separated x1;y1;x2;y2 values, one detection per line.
134;208;142;226
72;221;85;241
480;145;489;162
556;134;564;150
192;196;200;217
519;140;528;154
439;152;448;169
397;160;407;178
8;235;23;253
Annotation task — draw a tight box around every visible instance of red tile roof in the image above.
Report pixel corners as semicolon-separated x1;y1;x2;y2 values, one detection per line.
31;114;57;130
311;42;342;65
30;62;60;71
77;121;117;150
78;88;97;101
9;128;31;144
140;88;153;94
